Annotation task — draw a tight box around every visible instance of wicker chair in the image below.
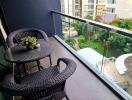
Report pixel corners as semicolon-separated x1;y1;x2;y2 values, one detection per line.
7;28;49;48
2;58;77;100
7;28;52;71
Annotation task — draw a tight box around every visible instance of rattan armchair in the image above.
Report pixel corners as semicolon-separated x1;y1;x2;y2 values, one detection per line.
6;28;52;72
2;58;76;100
7;28;49;48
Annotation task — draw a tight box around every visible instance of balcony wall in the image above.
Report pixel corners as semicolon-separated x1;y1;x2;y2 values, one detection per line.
0;0;61;36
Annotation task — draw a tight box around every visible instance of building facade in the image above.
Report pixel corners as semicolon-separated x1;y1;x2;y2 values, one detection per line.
116;0;132;19
97;0;117;22
61;0;96;19
106;0;116;14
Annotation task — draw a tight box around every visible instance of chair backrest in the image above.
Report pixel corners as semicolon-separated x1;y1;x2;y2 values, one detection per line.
0;18;8;49
7;28;49;47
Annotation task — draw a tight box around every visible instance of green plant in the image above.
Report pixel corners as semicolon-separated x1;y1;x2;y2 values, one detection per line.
65;38;76;48
98;29;109;41
72;21;84;35
21;36;40;49
78;35;85;43
110;18;132;30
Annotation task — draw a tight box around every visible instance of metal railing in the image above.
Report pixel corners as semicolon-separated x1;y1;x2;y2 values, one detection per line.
51;10;132;37
51;10;132;100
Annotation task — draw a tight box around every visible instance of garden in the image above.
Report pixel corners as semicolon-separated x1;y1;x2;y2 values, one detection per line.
64;18;132;58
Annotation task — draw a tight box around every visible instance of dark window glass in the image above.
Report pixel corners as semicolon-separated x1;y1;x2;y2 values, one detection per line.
107;7;115;13
88;0;94;3
107;0;116;4
75;0;80;4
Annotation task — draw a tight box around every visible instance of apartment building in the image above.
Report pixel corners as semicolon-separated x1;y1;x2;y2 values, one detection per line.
97;0;117;22
61;0;96;19
82;0;96;19
96;0;106;19
106;0;116;14
116;0;132;19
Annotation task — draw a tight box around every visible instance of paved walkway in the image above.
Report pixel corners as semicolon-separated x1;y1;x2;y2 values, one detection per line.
98;60;132;96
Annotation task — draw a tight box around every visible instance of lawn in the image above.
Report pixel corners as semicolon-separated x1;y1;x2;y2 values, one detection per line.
78;39;116;57
64;34;129;58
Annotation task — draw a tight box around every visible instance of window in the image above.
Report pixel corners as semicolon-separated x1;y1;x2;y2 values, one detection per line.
107;0;116;4
107;7;115;13
88;11;93;15
88;0;94;3
75;5;80;10
88;5;94;9
75;11;80;16
75;0;80;4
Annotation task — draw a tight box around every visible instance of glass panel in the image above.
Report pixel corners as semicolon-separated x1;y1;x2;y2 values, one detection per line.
102;32;132;96
53;13;132;97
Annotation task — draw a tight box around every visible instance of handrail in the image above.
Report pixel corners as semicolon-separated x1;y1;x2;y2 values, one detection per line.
51;10;132;37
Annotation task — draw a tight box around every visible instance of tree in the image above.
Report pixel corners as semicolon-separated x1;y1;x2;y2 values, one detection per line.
98;29;109;41
109;18;132;53
72;21;85;35
110;18;132;30
72;15;95;40
85;15;93;20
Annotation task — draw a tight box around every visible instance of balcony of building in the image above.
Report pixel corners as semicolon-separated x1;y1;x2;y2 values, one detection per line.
0;0;132;100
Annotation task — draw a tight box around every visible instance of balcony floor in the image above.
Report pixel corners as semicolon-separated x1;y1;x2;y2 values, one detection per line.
15;37;121;100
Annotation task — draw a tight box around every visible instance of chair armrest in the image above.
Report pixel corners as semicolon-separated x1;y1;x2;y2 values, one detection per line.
36;29;49;42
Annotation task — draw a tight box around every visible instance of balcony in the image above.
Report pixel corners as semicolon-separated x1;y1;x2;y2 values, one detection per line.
51;10;132;99
20;37;122;100
0;1;132;99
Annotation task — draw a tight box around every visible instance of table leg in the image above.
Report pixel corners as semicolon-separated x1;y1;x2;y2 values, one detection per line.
49;55;52;65
15;63;21;83
37;60;41;71
12;63;15;76
16;63;21;77
23;63;28;75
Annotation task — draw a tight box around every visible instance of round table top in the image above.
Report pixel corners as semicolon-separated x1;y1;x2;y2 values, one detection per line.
5;39;53;63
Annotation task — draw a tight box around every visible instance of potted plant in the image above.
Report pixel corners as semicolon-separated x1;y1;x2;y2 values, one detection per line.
21;36;40;49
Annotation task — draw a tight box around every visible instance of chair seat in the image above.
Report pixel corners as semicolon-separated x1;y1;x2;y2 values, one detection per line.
39;91;67;100
21;66;59;84
2;58;76;100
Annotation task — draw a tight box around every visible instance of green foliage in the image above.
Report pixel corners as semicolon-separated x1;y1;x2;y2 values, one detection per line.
78;38;105;55
72;21;95;40
98;29;109;41
78;35;85;43
72;21;86;35
71;17;132;57
109;19;122;27
65;38;76;49
110;18;132;30
108;34;123;48
21;36;39;49
79;43;88;49
108;33;132;53
85;15;93;20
